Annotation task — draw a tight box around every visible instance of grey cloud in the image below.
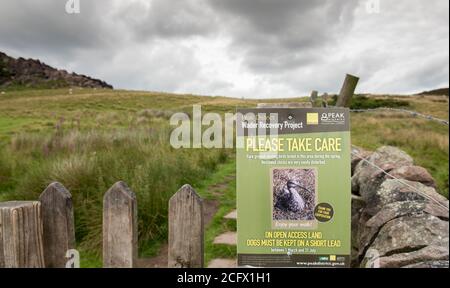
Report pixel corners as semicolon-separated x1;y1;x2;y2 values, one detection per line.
0;0;448;97
117;0;218;40
0;0;116;57
209;0;359;73
210;0;322;34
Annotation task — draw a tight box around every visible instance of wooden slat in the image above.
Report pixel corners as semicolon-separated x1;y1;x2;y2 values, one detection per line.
103;181;138;268
39;182;75;268
168;185;204;268
0;201;45;268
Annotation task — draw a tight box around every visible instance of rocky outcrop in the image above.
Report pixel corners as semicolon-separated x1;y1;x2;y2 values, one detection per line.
418;88;449;97
351;146;449;268
0;51;112;89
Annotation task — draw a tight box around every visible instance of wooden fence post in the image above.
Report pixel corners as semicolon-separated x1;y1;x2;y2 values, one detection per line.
311;90;325;107
39;182;75;268
322;93;329;107
168;184;204;268
310;90;318;102
0;201;45;268
103;181;138;268
336;74;359;107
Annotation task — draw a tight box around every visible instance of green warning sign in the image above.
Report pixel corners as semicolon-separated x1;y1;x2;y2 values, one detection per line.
236;108;351;268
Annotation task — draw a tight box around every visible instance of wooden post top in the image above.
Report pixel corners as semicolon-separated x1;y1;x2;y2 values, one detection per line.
169;184;202;202
41;182;72;198
0;201;40;209
104;181;137;202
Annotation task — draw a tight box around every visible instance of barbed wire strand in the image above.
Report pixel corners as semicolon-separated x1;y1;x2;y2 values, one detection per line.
349;107;449;126
351;146;449;212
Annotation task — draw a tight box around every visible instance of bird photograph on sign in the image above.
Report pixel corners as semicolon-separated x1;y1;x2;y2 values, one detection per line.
272;170;316;223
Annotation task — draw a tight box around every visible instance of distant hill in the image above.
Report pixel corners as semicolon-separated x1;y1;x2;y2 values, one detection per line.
0;51;113;89
418;88;449;96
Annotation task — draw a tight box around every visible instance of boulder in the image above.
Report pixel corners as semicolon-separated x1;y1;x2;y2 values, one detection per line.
365;213;448;261
352;146;413;199
351;146;372;175
372;179;448;217
379;246;448;268
388;166;436;188
358;201;427;258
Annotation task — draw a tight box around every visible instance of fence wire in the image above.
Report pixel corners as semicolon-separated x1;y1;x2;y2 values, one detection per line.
351;145;449;212
350;107;449;126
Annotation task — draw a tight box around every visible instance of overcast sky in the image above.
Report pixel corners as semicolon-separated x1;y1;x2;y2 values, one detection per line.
0;0;448;98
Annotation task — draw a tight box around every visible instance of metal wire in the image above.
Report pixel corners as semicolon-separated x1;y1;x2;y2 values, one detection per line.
350;107;449;126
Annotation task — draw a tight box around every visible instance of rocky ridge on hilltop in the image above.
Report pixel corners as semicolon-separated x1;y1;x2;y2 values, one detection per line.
0;51;112;89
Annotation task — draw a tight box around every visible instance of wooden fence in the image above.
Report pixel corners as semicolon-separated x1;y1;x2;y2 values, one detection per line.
0;181;204;268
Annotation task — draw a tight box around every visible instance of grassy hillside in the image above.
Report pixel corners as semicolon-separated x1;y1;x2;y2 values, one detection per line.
0;88;448;266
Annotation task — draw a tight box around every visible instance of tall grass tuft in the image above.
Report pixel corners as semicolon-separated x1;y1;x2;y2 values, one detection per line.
3;126;229;256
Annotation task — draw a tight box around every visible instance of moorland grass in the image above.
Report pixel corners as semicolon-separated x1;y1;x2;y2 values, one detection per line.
0;125;229;260
0;88;448;265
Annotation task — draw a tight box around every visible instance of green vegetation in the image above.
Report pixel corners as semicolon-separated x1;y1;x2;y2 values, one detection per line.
2;79;71;91
0;62;11;78
0;88;448;266
194;161;237;264
351;111;449;197
0;126;229;259
330;94;410;109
